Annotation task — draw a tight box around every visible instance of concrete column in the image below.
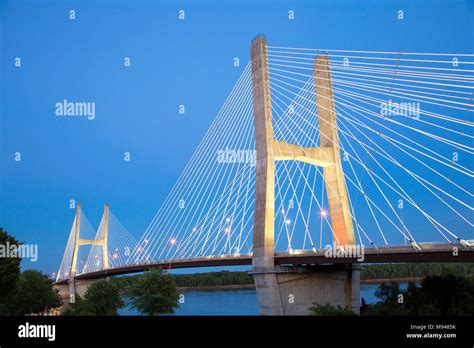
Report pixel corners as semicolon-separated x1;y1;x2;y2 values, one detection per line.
103;203;109;270
314;54;356;246
250;35;284;315
55;279;98;311
251;35;275;271
68;202;81;296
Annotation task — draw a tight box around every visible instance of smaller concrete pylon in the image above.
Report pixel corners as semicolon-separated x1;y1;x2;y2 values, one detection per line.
102;203;109;270
67;202;110;298
68;202;81;296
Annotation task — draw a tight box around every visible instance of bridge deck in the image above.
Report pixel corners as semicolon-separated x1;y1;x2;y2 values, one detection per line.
54;243;474;285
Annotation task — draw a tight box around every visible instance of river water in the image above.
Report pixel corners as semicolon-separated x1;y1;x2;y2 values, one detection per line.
119;283;406;315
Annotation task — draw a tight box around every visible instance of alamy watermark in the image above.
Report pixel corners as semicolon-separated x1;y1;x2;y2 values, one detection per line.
55;99;95;120
0;242;38;262
380;99;420;119
217;147;256;167
324;242;364;262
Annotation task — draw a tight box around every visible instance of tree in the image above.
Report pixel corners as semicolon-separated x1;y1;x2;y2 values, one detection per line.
0;228;22;314
366;282;408;315
7;270;61;315
365;275;474;315
417;275;474;315
62;295;92;316
309;303;355;316
127;269;179;315
374;282;401;302
64;280;123;315
83;280;123;315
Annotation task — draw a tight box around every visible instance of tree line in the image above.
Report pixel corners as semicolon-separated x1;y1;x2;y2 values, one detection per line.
360;263;474;280
168;264;474;287
310;274;474;316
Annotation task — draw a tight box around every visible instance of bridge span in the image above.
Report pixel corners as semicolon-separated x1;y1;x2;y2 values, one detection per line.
55;243;474;285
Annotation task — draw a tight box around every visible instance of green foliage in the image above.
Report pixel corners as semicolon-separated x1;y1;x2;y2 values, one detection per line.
361;263;474;280
173;271;253;287
62;295;92;316
0;228;22;314
126;269;179;316
64;280;123;315
83;280;123;315
416;275;474;315
366;281;409;315
114;265;474;292
375;281;401;302
365;275;474;315
112;270;254;291
6;270;62;315
309;303;355;316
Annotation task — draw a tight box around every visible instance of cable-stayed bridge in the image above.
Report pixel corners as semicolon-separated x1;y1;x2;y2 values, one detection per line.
54;36;474;315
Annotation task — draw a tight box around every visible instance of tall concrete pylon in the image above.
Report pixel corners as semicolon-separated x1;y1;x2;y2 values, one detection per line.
69;202;82;285
251;35;359;315
314;54;356;246
251;35;284;315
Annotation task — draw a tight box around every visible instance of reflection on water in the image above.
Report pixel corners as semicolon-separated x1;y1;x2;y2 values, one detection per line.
119;283;409;316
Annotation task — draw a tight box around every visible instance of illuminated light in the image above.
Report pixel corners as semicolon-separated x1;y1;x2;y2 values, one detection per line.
320;209;328;218
144;239;148;244
193;227;197;232
285;219;291;225
137;247;142;252
234;252;241;257
281;209;285;214
224;227;231;233
312;247;317;253
113;254;119;259
170;238;177;246
410;241;422;251
226;218;231;223
288;248;294;254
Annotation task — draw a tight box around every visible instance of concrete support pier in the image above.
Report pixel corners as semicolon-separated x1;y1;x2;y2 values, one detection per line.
54;279;97;311
253;264;360;315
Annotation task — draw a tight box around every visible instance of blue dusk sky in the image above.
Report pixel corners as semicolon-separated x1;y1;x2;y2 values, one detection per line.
0;0;473;274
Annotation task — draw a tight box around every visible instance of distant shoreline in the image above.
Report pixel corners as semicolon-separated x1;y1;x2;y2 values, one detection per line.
176;277;424;291
360;277;423;284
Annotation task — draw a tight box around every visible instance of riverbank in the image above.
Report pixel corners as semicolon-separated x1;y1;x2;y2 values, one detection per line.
177;284;255;291
176;277;423;291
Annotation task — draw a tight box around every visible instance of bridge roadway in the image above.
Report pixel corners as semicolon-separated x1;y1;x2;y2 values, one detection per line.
54;242;474;285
